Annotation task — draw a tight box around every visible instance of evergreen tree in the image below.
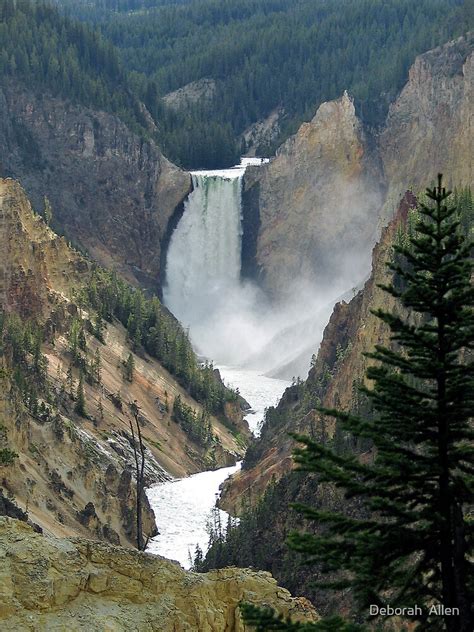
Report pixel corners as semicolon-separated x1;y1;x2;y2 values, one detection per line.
242;175;474;631
97;395;104;424
124;352;135;382
74;372;87;417
92;348;102;384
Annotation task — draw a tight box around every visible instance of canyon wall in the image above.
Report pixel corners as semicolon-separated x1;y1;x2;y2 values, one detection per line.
242;91;384;297
220;192;417;514
231;32;474;506
0;82;191;290
243;32;473;299
0;178;248;547
211;35;474;619
380;32;474;213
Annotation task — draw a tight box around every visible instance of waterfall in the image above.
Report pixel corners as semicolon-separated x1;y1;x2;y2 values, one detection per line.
164;162;277;366
163;158;334;375
164;170;244;327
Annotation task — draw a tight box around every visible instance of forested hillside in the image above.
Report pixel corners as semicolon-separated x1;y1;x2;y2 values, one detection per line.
0;0;149;135
49;0;473;167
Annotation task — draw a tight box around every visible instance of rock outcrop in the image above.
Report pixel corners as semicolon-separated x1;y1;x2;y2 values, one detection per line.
0;81;191;290
218;193;423;619
243;33;473;300
242;107;285;157
219;192;417;513
163;78;218;111
0;517;318;631
380;32;474;216
242;91;384;297
229;33;474;509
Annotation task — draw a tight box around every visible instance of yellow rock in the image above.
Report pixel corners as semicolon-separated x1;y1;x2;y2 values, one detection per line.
0;517;318;631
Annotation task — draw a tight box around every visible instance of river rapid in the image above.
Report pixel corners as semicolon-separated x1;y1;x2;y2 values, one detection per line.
146;368;289;568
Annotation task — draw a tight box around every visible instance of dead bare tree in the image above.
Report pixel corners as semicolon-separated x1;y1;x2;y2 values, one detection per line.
129;400;146;551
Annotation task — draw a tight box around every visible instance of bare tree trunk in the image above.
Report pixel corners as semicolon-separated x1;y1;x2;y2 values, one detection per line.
134;405;146;552
128;402;145;551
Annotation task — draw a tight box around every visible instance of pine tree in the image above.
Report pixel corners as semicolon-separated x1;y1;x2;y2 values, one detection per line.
124;353;135;382
66;365;74;396
242;176;474;632
92;348;102;384
74;372;87;418
97;395;104;424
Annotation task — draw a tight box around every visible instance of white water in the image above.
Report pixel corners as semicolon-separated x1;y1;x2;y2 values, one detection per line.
146;367;289;567
219;366;289;434
164;159;269;367
146;462;240;568
164;158;346;377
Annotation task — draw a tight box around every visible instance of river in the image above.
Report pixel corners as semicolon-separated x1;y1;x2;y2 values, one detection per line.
146;158;293;568
145;368;289;568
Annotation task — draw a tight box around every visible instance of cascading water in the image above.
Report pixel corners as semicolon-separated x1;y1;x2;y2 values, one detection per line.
164;169;244;333
164;160;277;366
163;158;337;371
148;158;348;566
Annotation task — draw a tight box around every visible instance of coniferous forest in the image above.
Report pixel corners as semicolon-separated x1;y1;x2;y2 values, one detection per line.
1;0;473;167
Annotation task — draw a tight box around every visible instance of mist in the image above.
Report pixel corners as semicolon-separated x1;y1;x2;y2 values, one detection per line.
163;165;375;380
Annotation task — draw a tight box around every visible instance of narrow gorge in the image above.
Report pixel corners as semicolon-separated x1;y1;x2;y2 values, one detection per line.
0;1;473;627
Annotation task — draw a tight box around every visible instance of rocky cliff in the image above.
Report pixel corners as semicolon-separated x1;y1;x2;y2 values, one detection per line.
0;178;248;548
242;33;473;299
0;517;318;631
242;91;384;298
0;81;191;290
228;32;474;510
163;78;218;111
220;192;417;515
212;36;474;616
380;32;474;215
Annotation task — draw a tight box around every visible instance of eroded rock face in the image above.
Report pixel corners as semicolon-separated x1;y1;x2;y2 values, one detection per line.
163;78;218;111
0;178;248;547
219;192;418;513
0;82;191;290
380;32;474;215
0;517;318;631
242;33;473;300
242;91;384;298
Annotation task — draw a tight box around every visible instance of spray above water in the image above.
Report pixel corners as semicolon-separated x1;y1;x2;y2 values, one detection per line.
164;159;361;378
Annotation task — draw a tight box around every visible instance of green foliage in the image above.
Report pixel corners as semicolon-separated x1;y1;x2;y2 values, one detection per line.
453;186;474;239
240;604;364;631
0;311;49;417
68;317;86;363
52;0;472;168
202;176;474;631
172;394;213;446
0;0;150;138
77;268;237;416
124;352;135;382
74;372;87;417
6;0;472;168
0;448;19;466
277;176;474;632
196;475;295;572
